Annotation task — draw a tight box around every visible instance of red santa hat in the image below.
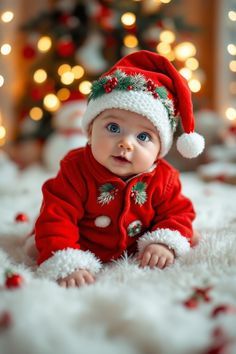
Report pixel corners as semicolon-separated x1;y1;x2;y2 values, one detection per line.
82;50;204;158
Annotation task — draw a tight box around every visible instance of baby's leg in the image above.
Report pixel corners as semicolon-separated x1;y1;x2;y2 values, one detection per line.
192;229;201;246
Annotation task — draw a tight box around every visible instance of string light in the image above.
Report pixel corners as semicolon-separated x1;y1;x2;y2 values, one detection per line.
0;43;12;55
185;57;199;70
61;71;74;85
71;65;84;79
1;11;14;23
58;64;71;76
228;10;236;21
0;126;6;139
227;44;236;55
0;75;4;87
43;94;60;112
121;12;136;27
156;42;171;55
29;107;43;120
57;88;70;101
37;36;52;53
229;60;236;72
123;35;138;48
174;42;196;61
33;69;47;83
188;79;201;92
179;68;192;81
79;81;91;95
225;107;236;120
159;30;175;44
160;0;172;3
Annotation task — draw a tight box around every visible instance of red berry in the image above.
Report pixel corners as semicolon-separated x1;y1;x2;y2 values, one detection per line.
211;304;236;318
105;86;112;93
15;213;29;222
152;92;159;99
183;297;199;309
0;311;12;330
127;85;133;90
5;272;24;289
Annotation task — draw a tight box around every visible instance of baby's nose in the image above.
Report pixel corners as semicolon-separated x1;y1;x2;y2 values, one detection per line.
118;139;133;151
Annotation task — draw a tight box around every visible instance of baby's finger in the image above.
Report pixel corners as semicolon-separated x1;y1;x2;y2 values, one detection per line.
68;278;76;288
148;254;159;268
58;280;66;288
165;258;174;268
140;252;151;268
84;272;95;284
75;276;86;287
157;256;166;269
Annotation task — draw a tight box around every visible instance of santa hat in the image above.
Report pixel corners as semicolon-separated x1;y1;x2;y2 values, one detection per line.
82;50;204;158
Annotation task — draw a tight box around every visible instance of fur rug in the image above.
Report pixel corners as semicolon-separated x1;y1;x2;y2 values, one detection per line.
0;165;236;354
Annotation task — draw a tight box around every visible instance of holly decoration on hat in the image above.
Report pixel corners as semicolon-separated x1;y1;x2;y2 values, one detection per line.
4;270;24;289
97;183;118;205
131;182;147;206
89;70;177;130
183;286;212;309
15;212;29;223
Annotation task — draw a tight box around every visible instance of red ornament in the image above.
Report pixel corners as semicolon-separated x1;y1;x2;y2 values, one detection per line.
0;311;12;330
56;38;76;57
15;213;29;223
5;270;24;289
22;44;36;59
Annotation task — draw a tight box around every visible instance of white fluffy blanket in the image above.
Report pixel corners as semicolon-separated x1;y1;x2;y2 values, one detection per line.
0;165;236;354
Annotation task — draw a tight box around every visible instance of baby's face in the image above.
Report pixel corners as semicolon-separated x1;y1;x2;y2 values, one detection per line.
89;109;161;178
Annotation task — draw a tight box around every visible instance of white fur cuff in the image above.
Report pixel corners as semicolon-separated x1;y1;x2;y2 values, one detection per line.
36;248;102;281
137;228;190;257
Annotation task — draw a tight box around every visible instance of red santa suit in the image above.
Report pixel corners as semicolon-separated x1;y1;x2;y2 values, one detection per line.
35;144;195;281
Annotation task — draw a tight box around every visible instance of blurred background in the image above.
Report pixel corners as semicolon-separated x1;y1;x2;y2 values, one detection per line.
0;0;236;178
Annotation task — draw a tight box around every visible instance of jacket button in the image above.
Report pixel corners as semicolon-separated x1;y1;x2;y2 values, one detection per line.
127;220;142;237
94;215;111;228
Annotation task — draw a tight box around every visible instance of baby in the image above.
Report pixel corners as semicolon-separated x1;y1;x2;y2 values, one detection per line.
32;50;204;287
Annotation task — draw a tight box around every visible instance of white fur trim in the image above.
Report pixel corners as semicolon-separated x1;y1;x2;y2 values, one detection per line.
95;215;111;228
82;90;173;157
176;132;205;159
137;228;190;257
36;248;102;281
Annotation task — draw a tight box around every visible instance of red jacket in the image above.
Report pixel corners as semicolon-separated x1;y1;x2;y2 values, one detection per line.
35;145;195;280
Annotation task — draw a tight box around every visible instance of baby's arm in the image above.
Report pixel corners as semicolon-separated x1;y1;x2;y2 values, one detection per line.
138;243;175;269
57;269;95;288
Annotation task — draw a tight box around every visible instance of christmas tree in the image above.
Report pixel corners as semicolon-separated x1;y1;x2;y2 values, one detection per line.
15;0;203;145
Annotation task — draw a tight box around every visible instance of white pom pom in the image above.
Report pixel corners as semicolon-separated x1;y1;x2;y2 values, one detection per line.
94;215;111;228
176;132;205;158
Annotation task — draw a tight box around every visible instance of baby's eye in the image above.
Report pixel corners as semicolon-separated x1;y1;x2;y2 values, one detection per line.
106;123;120;133
137;132;151;142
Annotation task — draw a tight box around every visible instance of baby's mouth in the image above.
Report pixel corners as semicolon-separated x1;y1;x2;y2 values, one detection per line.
112;155;131;163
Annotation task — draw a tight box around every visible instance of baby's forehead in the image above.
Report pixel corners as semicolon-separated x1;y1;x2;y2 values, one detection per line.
97;108;155;128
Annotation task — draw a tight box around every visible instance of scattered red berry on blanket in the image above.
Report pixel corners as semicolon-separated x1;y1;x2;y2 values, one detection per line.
211;304;236;318
15;212;29;222
5;270;24;289
0;311;12;330
183;297;199;309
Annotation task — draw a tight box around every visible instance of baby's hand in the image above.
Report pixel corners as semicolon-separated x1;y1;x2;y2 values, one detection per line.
138;243;175;269
57;269;95;288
